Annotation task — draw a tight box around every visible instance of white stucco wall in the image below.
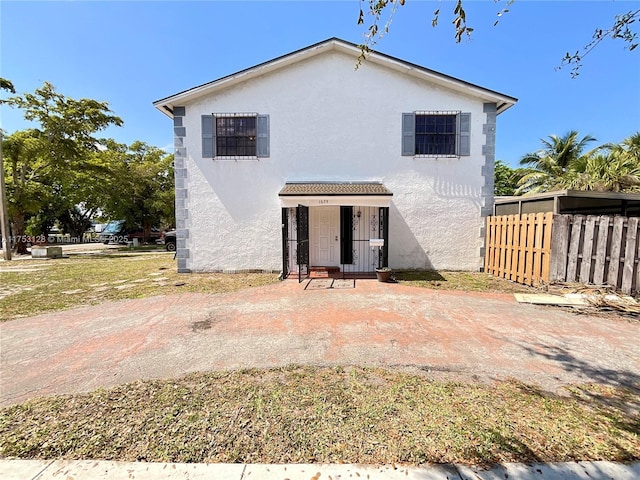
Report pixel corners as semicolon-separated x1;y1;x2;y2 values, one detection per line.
179;50;493;272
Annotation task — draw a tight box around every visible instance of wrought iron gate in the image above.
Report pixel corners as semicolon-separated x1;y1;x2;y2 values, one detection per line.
340;206;389;276
282;205;388;279
296;205;309;282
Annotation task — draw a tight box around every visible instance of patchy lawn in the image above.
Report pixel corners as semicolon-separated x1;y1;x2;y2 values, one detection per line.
0;252;278;321
0;367;638;465
395;270;533;294
0;253;533;321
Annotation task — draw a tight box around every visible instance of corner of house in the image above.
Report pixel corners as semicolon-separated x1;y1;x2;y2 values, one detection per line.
173;106;191;273
479;102;497;268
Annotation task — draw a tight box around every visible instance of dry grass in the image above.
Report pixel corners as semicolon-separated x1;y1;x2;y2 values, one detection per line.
1;367;638;465
0;253;533;321
395;270;533;294
0;252;278;321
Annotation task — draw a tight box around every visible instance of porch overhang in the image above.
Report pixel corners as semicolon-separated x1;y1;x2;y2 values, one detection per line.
278;182;393;208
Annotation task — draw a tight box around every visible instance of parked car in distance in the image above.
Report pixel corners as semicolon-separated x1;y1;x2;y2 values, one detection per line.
162;230;176;251
98;220;162;244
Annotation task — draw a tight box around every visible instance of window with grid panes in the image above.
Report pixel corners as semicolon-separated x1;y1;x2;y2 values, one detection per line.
415;114;457;155
216;116;257;156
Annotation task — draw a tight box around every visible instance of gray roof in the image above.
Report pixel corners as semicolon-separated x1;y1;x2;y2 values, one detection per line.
279;182;393;196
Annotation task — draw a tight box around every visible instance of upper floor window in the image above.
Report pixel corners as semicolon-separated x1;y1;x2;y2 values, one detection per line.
402;111;470;157
201;113;269;159
216;116;256;156
415;114;457;155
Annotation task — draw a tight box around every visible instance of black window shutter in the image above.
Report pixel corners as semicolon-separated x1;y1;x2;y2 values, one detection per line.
340;206;353;264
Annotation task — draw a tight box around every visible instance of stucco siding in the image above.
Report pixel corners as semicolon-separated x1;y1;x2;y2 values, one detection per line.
180;50;493;271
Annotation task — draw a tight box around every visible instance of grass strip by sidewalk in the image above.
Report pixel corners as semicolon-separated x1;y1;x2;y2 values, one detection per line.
1;367;638;465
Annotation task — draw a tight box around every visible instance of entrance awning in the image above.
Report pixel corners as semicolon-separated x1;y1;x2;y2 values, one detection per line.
279;182;393;208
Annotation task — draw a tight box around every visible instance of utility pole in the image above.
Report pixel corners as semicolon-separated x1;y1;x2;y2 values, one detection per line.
0;130;12;260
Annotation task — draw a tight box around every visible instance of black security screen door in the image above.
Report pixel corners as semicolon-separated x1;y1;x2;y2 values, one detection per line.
296;205;309;282
340;206;353;265
379;207;389;268
281;208;289;278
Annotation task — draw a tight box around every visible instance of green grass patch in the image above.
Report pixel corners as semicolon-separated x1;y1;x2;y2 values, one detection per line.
0;367;637;464
0;253;278;321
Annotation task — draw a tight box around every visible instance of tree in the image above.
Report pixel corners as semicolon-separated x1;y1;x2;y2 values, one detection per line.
515;131;597;195
560;9;640;77
560;133;640;192
100;141;174;241
1;82;122;253
2;130;53;252
512;131;640;195
357;1;639;76
494;159;523;196
0;78;15;94
0;78;16;259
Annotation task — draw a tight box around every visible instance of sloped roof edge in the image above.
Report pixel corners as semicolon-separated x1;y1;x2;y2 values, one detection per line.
153;37;518;118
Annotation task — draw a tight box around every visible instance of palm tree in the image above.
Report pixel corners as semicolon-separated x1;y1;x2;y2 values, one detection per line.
515;131;597;195
560;132;640;192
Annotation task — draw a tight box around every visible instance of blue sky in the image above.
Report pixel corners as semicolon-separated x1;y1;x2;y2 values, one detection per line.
1;1;639;167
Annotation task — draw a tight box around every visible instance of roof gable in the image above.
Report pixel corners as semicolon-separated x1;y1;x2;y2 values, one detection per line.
153;37;517;118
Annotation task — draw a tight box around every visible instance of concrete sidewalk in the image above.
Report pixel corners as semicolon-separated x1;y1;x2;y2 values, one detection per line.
2;459;639;479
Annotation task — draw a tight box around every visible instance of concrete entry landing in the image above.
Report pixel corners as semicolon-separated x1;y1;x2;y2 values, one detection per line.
1;280;639;406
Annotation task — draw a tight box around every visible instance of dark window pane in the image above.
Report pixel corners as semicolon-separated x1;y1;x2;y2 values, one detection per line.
215;115;257;156
415;114;457;155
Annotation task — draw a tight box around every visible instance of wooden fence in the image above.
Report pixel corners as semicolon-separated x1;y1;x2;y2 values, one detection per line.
485;213;554;287
485;214;640;294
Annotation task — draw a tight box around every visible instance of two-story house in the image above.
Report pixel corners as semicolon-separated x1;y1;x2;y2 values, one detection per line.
153;38;517;277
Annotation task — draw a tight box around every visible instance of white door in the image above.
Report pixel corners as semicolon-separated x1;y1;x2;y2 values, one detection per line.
310;206;339;266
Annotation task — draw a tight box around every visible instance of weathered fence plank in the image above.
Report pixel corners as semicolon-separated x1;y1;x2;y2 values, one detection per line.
636;227;640;294
592;216;610;285
579;216;597;284
621;217;639;294
549;214;570;281
566;215;585;282
607;216;625;287
541;212;553;282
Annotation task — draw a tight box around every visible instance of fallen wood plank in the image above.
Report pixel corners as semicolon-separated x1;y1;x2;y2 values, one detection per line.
513;293;589;306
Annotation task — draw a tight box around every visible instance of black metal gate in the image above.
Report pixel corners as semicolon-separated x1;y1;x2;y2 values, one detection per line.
281;208;289;278
339;206;389;276
379;206;389;268
282;205;388;280
296;205;309;282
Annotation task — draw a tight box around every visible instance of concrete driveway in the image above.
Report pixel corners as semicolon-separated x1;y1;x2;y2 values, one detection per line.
1;280;638;406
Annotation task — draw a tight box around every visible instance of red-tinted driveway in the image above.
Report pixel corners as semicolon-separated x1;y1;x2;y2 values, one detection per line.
1;280;638;406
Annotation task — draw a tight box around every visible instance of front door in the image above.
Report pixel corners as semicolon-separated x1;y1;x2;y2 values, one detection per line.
310;206;339;266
